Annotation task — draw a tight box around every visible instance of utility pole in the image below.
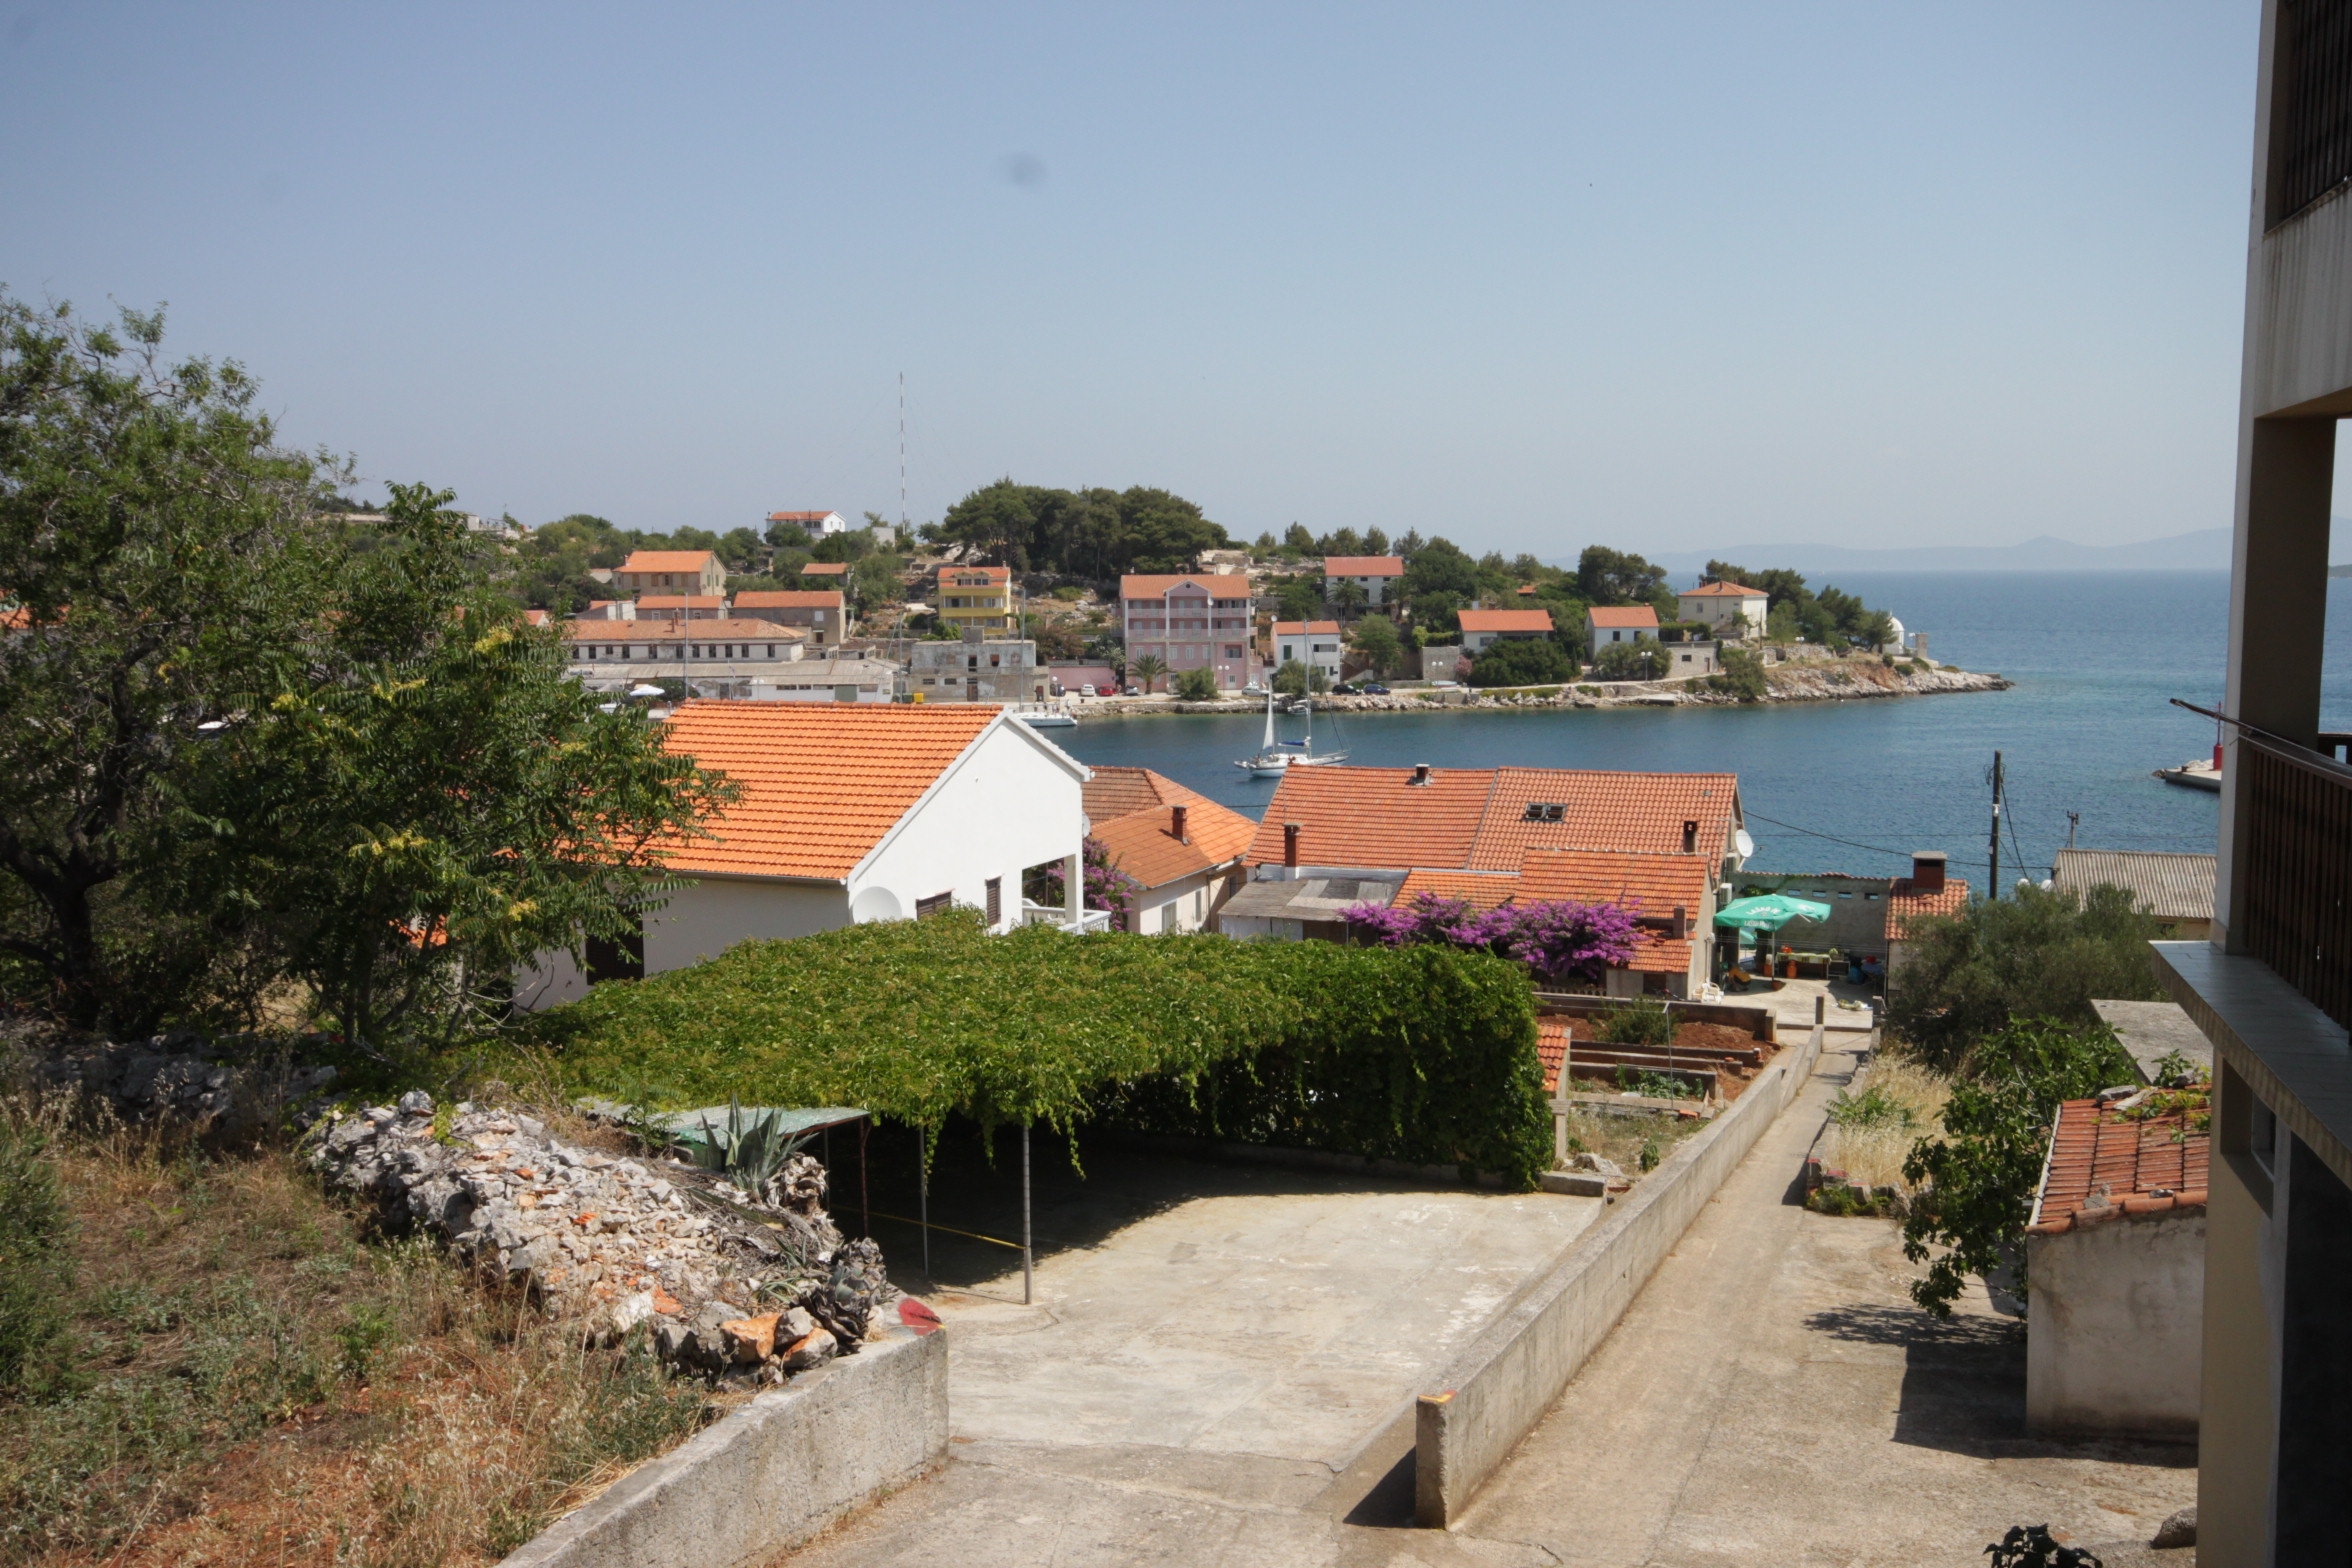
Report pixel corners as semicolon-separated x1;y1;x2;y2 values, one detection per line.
2066;811;2080;851
1988;750;2004;899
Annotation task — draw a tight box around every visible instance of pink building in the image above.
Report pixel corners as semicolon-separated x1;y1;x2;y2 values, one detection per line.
1119;573;1254;691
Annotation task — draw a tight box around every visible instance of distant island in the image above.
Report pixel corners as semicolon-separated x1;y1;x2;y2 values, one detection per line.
2331;563;2352;578
1614;527;2237;576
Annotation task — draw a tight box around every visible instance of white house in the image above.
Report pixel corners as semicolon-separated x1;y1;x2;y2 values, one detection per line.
515;702;1097;1008
1271;619;1345;685
1457;608;1555;656
1676;580;1769;638
768;509;850;537
1084;767;1258;933
1584;605;1660;648
1319;555;1406;606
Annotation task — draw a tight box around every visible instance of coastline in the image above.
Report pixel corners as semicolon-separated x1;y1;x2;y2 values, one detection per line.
1061;661;2011;720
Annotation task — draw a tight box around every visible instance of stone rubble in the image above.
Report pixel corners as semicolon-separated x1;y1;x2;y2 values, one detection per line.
27;1025;338;1133
305;1093;897;1381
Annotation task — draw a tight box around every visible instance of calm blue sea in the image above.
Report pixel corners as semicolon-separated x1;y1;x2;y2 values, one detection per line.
1057;572;2352;888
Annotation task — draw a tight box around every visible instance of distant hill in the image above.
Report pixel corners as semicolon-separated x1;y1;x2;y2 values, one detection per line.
1584;527;2235;578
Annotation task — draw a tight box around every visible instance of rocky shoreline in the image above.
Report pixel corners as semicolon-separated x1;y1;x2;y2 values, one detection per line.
1064;660;2010;719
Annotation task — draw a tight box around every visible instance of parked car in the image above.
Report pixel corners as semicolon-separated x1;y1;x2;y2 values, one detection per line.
1080;684;1098;697
1123;684;1140;696
1332;682;1359;695
1242;681;1266;695
1362;682;1390;695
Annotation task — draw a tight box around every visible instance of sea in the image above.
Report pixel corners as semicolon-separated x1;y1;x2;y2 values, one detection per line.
1056;571;2352;889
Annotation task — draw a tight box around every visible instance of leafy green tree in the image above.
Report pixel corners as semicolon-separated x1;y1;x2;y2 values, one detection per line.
1363;526;1390;556
1282;522;1315;551
1253;531;1277;551
849;552;903;612
1394;528;1425;558
1707;647;1769;701
1412;590;1463;638
1590;634;1667;680
174;486;731;1049
1402;537;1479;601
1765;600;1802;642
1468;636;1573;687
1575;546;1666;606
717;526;766;573
811;528;875;564
1862;609;1898;649
1329;579;1368;619
1172;667;1218;701
0;295;331;1031
1129;654;1167;693
1316;526;1364;557
1274;576;1323;623
1886;883;2164;1070
1900;1018;2139;1316
1350;614;1403;676
1271;658;1310;696
765;518;813;550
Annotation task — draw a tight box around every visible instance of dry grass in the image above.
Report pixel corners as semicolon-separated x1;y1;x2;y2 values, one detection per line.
1560;1106;1703;1175
0;1096;710;1568
1821;1055;1952;1192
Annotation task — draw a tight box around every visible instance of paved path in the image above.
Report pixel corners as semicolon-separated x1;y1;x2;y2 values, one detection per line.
779;1046;2196;1566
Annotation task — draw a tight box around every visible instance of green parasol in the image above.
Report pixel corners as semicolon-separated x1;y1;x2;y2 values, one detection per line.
1713;893;1833;932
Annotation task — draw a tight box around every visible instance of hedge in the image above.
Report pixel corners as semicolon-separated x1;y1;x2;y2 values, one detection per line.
516;912;1550;1188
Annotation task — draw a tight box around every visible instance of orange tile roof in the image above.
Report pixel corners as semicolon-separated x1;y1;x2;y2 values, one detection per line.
938;567;1011;587
617;550;719;573
1245;766;1742;874
1272;620;1343;635
637;595;727;610
1459;609;1554;634
1121;574;1252;598
1090;773;1259;889
768;511;838;523
567;618;807;642
1682;581;1765;598
1081;764;1173;821
733;590;846;610
2028;1098;2210;1235
1538;1017;1568;1093
1394;853;1702;975
1586;606;1660;628
1321;556;1405;576
654;701;1001;881
1885;876;1969;939
800;561;852;577
524;608;550;626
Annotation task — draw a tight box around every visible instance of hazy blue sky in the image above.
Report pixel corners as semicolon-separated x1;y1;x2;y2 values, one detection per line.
0;4;2280;555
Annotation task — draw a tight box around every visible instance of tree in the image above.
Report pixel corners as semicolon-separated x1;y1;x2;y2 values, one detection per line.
811;528;874;565
1394;529;1425;558
1707;647;1768;701
1885;883;2164;1070
765;518;814;551
1468;636;1573;687
0;295;332;1031
849;551;903;612
1364;526;1390;556
1575;546;1666;606
717;526;766;573
1402;537;1479;601
1329;579;1368;619
1273;577;1323;623
172;485;730;1049
1861;609;1897;650
1282;522;1315;551
1350;614;1403;676
1316;526;1364;557
1129;654;1167;693
933;480;1227;578
1590;634;1667;681
1412;591;1463;638
1173;667;1218;701
1271;658;1311;696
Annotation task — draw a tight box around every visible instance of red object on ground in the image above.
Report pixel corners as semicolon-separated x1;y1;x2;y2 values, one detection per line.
898;1298;943;1336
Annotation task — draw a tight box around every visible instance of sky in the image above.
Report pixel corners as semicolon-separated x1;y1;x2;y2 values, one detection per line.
0;3;2294;557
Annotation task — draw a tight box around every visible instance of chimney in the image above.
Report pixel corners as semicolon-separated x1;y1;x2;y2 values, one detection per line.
1910;851;1947;893
1283;822;1301;869
1172;804;1190;844
1671;905;1688;939
1681;819;1699;854
1412;763;1431;786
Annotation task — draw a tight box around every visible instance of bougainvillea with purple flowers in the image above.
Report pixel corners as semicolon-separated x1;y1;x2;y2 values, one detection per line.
1341;891;1643;985
1025;836;1144;928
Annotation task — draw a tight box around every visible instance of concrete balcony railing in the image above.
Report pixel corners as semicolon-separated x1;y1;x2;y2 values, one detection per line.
1019;901;1113;934
2236;733;2352;1030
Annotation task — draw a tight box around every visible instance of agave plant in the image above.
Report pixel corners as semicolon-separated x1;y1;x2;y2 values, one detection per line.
684;1098;819;1198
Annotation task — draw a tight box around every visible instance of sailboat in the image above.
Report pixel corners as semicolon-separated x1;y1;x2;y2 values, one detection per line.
1236;688;1350;775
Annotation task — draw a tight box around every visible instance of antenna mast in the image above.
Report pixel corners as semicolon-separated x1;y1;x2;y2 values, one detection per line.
898;372;908;536
1988;751;2004;899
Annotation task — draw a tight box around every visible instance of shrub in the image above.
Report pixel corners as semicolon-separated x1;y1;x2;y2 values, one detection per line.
1468;637;1573;687
519;913;1552;1187
1590;636;1667;681
1886;884;2163;1070
1172;667;1219;702
0;1119;67;1393
1706;648;1767;701
1341;892;1641;988
1899;1018;2137;1316
1593;997;1675;1047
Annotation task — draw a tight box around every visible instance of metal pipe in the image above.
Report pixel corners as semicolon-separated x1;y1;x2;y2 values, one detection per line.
1021;1122;1033;1306
859;1118;870;1239
919;1135;930;1278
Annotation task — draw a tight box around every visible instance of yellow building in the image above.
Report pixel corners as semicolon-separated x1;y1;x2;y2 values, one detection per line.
935;565;1014;635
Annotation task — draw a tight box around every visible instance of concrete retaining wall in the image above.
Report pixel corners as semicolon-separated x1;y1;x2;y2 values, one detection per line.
1535;993;1779;1041
500;1322;948;1568
1414;1024;1825;1526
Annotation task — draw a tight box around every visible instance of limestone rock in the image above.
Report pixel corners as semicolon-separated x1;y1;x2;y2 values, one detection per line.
2153;1507;2196;1549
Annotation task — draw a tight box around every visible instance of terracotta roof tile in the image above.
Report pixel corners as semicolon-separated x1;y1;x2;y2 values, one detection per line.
1885;877;1970;939
1321;556;1405;576
1245;768;1493;869
566;618;807;642
1120;574;1252;598
2029;1098;2211;1234
1459;609;1555;634
1393;851;1703;974
654;701;1000;882
1538;1017;1568;1093
1466;768;1740;870
1586;606;1660;628
617;551;719;573
938;567;1011;587
733;590;846;611
1089;770;1258;890
800;562;851;577
1681;581;1765;598
1272;620;1343;635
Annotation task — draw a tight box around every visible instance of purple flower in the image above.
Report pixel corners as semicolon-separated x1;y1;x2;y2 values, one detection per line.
1340;892;1642;983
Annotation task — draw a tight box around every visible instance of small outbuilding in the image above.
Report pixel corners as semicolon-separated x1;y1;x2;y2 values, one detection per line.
2024;1094;2208;1441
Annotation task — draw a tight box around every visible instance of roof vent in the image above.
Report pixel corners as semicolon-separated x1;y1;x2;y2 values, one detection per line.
1911;851;1947;894
1412;763;1431;786
1682;819;1699;854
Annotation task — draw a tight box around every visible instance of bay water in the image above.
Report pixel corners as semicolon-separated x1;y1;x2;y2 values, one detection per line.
1058;571;2352;888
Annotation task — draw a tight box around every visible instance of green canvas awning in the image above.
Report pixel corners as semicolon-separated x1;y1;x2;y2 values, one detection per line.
1713;893;1833;932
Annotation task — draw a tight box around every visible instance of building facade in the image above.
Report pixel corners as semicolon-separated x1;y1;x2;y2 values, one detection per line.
935;565;1014;636
1270;620;1344;685
1320;555;1406;606
564;617;807;697
733;589;849;648
1676;580;1769;638
1459;608;1556;656
614;550;726;597
1584;605;1660;649
1119;573;1254;691
909;630;1049;703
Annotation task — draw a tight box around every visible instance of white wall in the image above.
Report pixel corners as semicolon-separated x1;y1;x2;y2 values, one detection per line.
2026;1210;2204;1439
1133;866;1241;933
853;719;1085;932
644;878;852;972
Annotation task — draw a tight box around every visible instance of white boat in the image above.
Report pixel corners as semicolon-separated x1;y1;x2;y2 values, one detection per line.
2155;758;2221;792
1236;690;1349;774
1010;702;1078;729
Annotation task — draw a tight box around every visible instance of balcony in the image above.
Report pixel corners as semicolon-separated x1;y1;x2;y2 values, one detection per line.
2235;733;2352;1029
1020;901;1113;934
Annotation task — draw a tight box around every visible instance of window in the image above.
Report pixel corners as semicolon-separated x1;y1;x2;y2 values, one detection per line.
985;877;1002;925
1521;803;1566;822
916;892;951;919
834;685;856;702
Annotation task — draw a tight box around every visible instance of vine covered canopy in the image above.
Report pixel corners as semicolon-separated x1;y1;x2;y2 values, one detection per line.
518;912;1550;1186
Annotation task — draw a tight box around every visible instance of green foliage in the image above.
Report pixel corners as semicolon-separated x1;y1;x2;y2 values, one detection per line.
1270;575;1323;623
1826;1083;1914;1129
1704;559;1890;648
1575;546;1667;606
1594;997;1675;1046
1271;658;1311;696
1468;636;1573;687
1706;647;1768;701
1613;1066;1696;1102
1410;590;1462;638
1172;667;1219;702
0;1122;67;1393
1886;884;2163;1070
1589;635;1667;681
928;480;1227;578
1806;1181;1896;1217
1129;653;1168;693
1401;538;1479;602
681;1099;820;1191
1349;613;1404;675
519;914;1552;1188
1900;1018;2137;1316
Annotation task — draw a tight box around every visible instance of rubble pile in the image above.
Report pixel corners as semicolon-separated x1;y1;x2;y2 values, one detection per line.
306;1093;896;1381
22;1023;338;1134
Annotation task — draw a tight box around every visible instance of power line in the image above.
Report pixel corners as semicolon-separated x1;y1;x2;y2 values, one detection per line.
1741;809;1997;871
